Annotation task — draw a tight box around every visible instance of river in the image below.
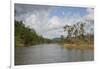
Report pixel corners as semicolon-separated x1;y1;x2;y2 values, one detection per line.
15;44;94;65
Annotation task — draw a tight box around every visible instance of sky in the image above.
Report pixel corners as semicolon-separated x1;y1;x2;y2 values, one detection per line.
15;3;94;39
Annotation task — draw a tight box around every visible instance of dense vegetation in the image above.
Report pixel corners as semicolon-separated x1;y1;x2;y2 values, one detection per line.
15;20;52;47
61;22;94;46
15;20;94;48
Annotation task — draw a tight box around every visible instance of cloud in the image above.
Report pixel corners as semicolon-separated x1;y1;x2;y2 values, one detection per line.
24;10;51;35
15;4;53;35
15;4;94;39
15;3;52;16
49;16;62;28
83;8;94;34
83;8;94;21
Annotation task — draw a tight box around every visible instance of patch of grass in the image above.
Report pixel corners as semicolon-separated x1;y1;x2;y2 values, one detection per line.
63;43;94;49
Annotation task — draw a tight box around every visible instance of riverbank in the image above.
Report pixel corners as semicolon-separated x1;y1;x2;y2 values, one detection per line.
63;43;94;49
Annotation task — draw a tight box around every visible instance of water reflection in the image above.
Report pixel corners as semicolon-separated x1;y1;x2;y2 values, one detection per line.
15;44;94;65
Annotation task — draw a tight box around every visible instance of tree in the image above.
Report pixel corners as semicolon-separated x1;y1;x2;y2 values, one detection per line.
63;22;86;41
78;22;85;39
73;25;78;38
61;35;64;40
15;20;52;47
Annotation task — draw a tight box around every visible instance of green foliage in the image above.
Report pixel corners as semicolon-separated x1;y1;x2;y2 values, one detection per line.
15;20;52;47
64;22;85;39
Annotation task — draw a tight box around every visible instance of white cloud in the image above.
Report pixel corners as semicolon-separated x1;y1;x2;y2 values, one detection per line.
24;14;37;28
23;8;94;39
83;8;94;34
49;16;62;28
15;4;94;39
83;8;94;21
21;10;51;36
43;29;64;39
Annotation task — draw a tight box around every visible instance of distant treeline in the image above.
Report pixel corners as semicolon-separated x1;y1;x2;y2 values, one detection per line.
15;20;52;47
15;20;94;47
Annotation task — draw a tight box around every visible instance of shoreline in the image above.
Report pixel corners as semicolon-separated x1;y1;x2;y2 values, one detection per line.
63;44;94;50
15;43;94;50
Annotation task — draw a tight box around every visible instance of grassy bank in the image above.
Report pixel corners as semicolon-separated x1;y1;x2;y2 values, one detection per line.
63;43;94;49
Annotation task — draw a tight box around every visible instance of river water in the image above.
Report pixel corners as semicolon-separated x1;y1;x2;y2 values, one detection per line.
15;44;94;65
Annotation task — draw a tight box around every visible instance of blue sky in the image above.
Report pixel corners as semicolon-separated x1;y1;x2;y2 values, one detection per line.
49;6;89;18
15;4;94;39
